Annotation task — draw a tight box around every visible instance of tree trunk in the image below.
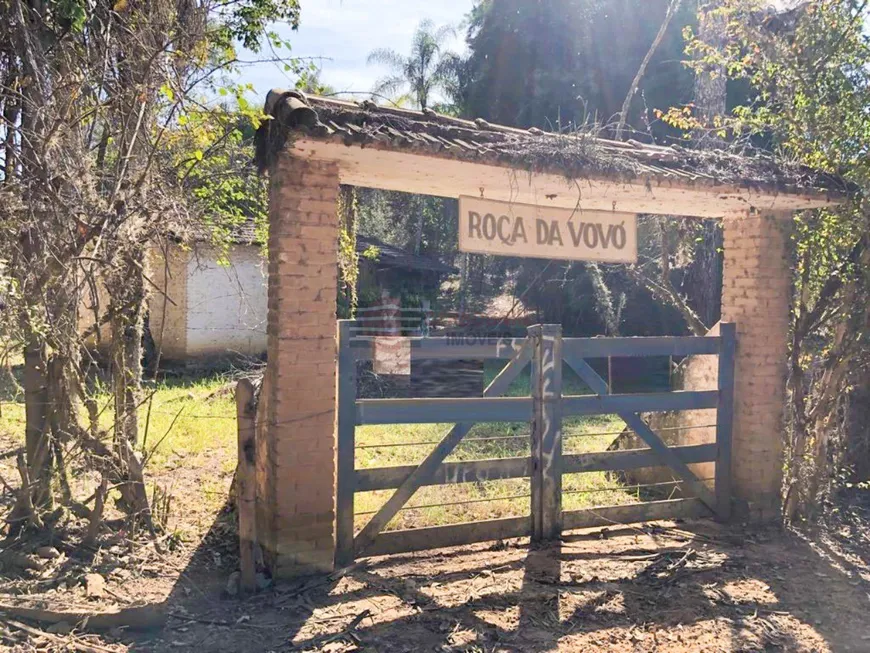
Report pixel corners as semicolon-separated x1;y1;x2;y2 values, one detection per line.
107;251;153;530
413;212;424;255
615;0;682;140
693;1;727;147
21;336;53;512
2;92;18;182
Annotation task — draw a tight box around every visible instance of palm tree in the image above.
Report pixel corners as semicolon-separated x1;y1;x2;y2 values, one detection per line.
367;20;457;110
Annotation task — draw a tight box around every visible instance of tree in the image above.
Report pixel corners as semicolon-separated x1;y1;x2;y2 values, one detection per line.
367;19;458;110
671;0;870;516
363;20;463;257
463;0;696;134
0;0;301;534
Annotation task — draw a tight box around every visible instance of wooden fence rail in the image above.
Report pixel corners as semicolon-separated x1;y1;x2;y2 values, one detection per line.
332;321;737;565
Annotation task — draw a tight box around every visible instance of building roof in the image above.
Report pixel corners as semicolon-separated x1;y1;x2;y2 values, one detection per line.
255;91;854;218
357;235;457;275
181;220;456;275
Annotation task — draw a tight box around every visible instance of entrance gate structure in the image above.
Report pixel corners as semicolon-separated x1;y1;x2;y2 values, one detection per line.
253;91;850;577
336;321;736;564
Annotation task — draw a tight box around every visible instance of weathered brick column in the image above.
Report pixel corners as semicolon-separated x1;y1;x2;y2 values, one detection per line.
257;153;340;577
720;210;792;520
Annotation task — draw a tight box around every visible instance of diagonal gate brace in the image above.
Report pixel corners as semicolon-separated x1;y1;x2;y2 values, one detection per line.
564;356;719;516
353;339;534;555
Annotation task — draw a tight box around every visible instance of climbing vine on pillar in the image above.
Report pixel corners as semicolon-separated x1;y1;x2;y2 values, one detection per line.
338;185;360;318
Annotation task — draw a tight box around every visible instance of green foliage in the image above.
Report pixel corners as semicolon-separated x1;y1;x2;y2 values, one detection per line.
671;0;870;504
338;187;360;318
367;19;460;109
463;0;697;134
355;189;459;262
168;89;269;263
48;0;88;32
214;0;301;51
676;0;870;305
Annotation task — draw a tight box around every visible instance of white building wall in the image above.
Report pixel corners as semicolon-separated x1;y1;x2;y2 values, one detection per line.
184;245;268;357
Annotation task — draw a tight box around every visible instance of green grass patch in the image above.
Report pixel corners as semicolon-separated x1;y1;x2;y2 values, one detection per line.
0;362;649;535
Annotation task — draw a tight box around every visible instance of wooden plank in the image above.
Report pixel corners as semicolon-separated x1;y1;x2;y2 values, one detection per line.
528;327;542;540
562;499;710;531
561;391;718;416
535;324;563;540
715;322;737;521
349;337;528;361
235;378;257;595
458;196;638;264
355;457;532;492
353;340;533;556
363;516;531;557
562;335;721;358
564;356;718;513
356;396;533;425
335;321;357;566
562;444;717;474
294;138;840;219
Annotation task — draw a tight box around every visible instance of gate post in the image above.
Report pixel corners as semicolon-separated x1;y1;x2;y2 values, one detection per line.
530;324;563;542
714;322;736;521
335;320;357;567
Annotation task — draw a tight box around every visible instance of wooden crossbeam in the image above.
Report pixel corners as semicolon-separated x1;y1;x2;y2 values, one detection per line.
563;355;718;514
353;339;534;556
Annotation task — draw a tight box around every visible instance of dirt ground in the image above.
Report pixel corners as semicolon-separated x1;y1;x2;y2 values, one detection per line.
3;493;870;653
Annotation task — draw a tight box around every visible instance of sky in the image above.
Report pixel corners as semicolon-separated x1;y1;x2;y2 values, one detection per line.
239;0;475;103
236;0;807;105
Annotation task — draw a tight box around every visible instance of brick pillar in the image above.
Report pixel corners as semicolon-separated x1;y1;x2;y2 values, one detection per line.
259;154;340;577
720;210;792;520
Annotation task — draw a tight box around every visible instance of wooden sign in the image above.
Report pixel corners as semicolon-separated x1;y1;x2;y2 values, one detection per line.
458;196;638;263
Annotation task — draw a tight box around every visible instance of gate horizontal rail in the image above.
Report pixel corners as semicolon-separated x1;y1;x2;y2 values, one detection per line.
355;456;532;492
562;336;721;357
354;443;718;492
349;337;528;360
335;320;737;566
356;396;532;424
561;391;718;415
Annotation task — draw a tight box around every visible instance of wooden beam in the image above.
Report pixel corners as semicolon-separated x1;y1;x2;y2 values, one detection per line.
563;443;717;474
354;443;718;492
562;499;710;531
714;323;737;521
235;378;257;596
530;324;563;541
292;139;839;219
363;516;531;557
562;335;721;358
561;391;718;415
356;396;533;425
355;456;532;492
335;321;357;567
349;336;529;361
353;340;533;556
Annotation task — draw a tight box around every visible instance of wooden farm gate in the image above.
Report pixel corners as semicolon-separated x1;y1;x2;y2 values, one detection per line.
336;321;737;565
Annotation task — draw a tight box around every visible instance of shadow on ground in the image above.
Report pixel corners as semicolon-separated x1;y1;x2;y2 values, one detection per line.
121;498;870;653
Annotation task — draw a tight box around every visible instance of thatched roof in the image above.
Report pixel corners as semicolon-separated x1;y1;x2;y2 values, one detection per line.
256;90;854;202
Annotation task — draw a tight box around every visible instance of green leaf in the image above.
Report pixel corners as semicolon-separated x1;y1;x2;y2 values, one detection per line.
160;83;174;102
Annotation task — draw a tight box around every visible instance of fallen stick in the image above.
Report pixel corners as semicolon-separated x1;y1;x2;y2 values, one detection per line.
0;603;166;631
2;617;117;653
274;561;369;606
289;609;371;651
